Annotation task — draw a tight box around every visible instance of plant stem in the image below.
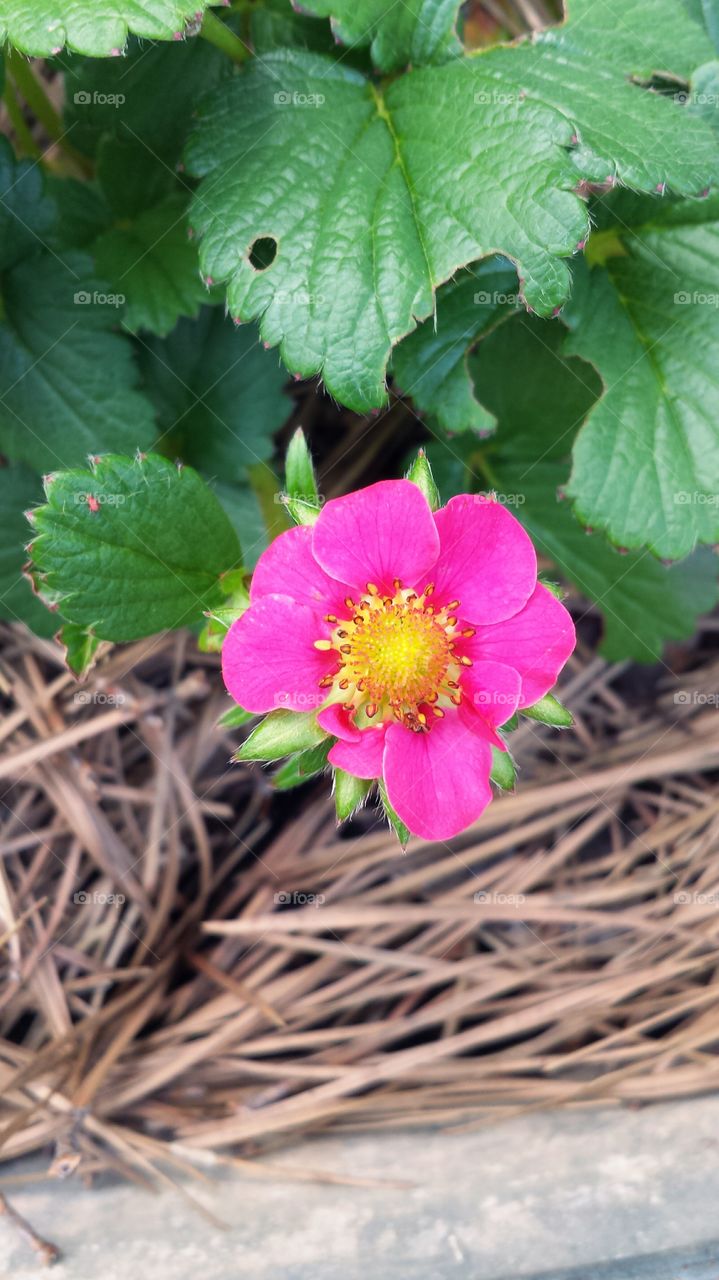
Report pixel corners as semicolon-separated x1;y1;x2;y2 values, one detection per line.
6;50;64;143
6;50;93;177
200;10;252;63
2;81;41;158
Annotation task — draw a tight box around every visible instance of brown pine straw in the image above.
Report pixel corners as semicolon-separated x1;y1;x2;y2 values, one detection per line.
1;617;719;1201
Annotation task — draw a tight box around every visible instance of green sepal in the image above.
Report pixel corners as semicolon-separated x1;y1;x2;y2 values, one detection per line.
235;709;328;762
334;768;372;821
489;746;516;791
405;448;441;512
521;693;573;727
274;740;332;789
283;428;322;524
379;781;410;850
198;570;250;652
57;622;101;680
282;494;323;527
218;704;256;729
501;713;519;733
537;575;565;601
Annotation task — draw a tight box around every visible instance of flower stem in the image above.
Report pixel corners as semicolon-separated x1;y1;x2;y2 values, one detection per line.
6;51;63;144
200;11;252;64
2;80;41;158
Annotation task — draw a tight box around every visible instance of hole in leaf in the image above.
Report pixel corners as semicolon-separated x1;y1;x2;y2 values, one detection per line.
249;237;277;271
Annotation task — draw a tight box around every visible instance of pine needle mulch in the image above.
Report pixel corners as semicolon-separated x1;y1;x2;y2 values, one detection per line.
2;619;719;1201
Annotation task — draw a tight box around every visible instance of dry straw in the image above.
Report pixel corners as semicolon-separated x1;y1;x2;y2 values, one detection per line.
1;619;719;1203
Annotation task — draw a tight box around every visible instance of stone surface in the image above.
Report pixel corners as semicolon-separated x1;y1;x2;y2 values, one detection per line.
2;1097;719;1278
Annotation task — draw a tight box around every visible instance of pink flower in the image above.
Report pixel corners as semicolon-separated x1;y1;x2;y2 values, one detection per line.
222;480;575;841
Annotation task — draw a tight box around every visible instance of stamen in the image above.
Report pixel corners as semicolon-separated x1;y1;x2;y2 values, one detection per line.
366;702;377;718
417;711;427;725
446;616;457;627
433;707;445;718
324;614;338;623
339;678;350;690
344;597;355;609
446;599;460;610
424;583;434;597
459;655;473;667
314;639;333;651
366;582;379;595
461;628;475;637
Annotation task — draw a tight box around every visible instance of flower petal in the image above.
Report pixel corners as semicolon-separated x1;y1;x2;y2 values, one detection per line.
464;583;575;708
328;725;387;778
312;480;440;593
250;525;347;617
461;659;521;732
318;703;360;741
384;714;493;841
429;496;537;624
222;596;329;714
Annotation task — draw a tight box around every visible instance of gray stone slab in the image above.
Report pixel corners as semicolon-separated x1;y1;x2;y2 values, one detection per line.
2;1095;719;1279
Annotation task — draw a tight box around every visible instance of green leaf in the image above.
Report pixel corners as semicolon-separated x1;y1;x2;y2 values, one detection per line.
139;307;291;479
285;428;319;509
61;35;231;163
56;622;101;679
405;449;441;511
564;202;719;560
0;250;156;471
378;781;410;849
0;137;56;271
28;453;241;642
185;3;717;411
521;694;573;727
94;194;207;337
236;709;328;762
489;747;516;791
334;768;372;820
428;312;719;663
218;704;256;729
0;1;215;56
393;261;518;435
298;0;462;73
0;464;55;636
46;176;112;252
274;740;332;789
95;135;176;221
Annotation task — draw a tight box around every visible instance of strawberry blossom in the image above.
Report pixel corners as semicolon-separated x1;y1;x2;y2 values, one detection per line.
222;480;575;841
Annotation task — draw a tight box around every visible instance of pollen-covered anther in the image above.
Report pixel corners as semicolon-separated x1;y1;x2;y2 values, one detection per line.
315;582;468;730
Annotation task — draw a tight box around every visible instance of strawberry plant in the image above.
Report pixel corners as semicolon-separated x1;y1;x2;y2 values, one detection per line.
0;0;718;832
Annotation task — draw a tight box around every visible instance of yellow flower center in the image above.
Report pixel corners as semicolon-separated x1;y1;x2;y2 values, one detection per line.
315;582;475;731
